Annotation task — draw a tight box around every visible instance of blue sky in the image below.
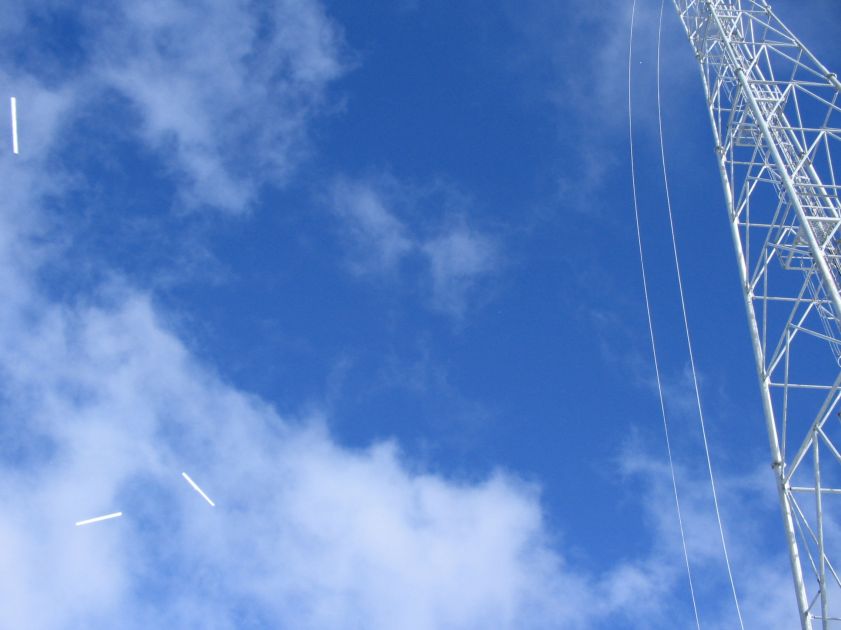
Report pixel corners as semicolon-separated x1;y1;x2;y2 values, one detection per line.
0;1;840;628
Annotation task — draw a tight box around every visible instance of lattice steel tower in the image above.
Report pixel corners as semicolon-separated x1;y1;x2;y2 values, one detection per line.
671;1;841;627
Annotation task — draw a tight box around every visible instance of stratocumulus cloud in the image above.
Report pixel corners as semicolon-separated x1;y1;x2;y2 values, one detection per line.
0;292;590;629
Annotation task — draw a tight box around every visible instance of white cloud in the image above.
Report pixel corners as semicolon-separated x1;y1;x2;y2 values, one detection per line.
98;0;346;211
330;177;498;317
331;177;414;275
422;227;497;317
6;0;347;213
0;290;598;629
0;268;798;628
618;448;802;629
0;251;790;629
502;0;698;213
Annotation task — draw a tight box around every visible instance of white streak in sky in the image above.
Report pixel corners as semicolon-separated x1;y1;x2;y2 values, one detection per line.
182;472;215;507
75;512;123;527
10;97;18;155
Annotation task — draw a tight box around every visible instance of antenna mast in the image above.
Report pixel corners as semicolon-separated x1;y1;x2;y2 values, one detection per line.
672;1;841;627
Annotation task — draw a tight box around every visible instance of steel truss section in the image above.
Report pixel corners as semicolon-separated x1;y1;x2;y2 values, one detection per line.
671;1;841;627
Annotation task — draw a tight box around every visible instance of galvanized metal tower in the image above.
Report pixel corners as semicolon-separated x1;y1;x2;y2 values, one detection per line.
672;1;841;627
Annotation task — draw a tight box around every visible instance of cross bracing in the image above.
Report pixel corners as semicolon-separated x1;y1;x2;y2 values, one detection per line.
671;1;841;627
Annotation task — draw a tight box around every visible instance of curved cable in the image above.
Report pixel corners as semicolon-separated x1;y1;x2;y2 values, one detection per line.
628;4;702;628
654;1;745;627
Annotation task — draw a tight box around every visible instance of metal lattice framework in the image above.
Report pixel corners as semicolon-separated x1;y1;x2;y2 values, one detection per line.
672;1;841;627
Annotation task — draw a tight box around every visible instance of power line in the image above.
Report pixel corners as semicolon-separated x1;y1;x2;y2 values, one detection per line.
627;3;702;627
654;1;744;627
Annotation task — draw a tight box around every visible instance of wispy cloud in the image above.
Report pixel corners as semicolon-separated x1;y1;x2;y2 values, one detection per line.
5;0;348;213
96;0;347;211
501;0;698;213
330;176;498;318
422;225;497;317
618;447;800;629
331;177;414;275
